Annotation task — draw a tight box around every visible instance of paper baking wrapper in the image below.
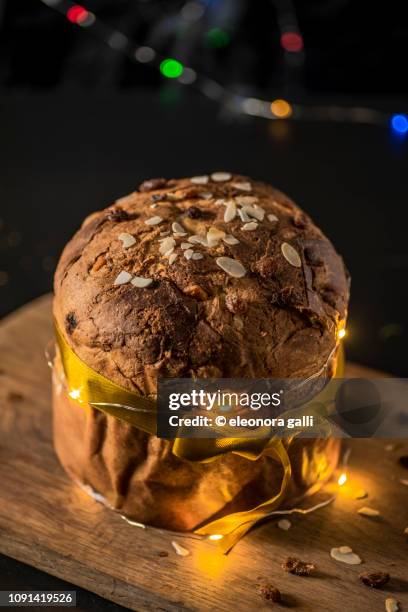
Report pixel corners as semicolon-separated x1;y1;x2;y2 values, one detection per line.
52;353;341;532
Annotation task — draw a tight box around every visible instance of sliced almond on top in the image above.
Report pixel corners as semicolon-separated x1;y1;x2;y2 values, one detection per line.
207;227;226;247
131;277;153;288
188;235;209;246
118;232;136;248
268;213;279;222
224;200;237;223
200;191;213;200
238;208;251;223
223;234;240;245
242;204;265;221
216;256;246;278
190;175;209;184
232;181;251;192
242;221;258;231
168;253;178;265
145;215;163;226
211;171;232;182
281;242;302;268
159;237;176;255
184;249;194;260
235;195;258;206
192;252;203;260
172;221;187;235
114;271;132;286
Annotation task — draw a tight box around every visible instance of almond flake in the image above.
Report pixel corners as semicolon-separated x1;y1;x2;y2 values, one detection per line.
232;181;251;192
330;547;362;565
268;213;279;222
400;479;408;486
166;193;181;202
238;208;251;223
281;242;302;268
242;204;265;222
254;204;266;216
224;200;237;223
184;249;194;260
200;192;213;200
164;248;174;257
355;489;368;499
172;222;187;235
278;519;291;531
145;215;163;226
235;195;258;206
160;230;170;237
211;171;232;182
131;276;153;288
358;507;380;517
385;598;400;612
223;234;240;245
150;203;157;208
188;235;209;246
207;227;226;247
118;233;136;248
159;237;176;255
214;198;226;206
216;256;246;278
181;242;192;249
171;541;190;557
242;221;258;231
192;252;203;260
190;175;209;185
114;271;132;286
168;253;178;265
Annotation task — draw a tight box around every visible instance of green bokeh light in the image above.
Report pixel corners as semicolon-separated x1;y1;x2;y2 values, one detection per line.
205;27;230;48
160;58;184;79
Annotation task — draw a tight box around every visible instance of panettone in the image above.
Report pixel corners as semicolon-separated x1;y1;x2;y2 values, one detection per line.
52;172;349;532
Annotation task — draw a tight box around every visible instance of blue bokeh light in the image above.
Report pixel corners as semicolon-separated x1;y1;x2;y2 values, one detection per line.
391;114;408;134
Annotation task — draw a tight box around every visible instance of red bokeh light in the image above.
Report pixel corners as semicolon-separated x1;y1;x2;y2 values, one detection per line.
280;31;304;53
66;5;89;24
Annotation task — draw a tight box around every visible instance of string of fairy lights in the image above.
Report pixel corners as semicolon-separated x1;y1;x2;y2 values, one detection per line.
40;0;408;135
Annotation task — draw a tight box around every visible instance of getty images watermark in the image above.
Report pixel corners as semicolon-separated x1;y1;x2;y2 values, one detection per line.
156;377;408;439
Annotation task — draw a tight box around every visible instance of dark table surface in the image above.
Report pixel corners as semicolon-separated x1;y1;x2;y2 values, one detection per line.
0;90;407;607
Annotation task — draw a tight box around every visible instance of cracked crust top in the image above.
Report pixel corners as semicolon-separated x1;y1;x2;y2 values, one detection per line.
53;173;350;397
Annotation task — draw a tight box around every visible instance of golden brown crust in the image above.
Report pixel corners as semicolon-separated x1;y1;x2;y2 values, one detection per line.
53;174;350;396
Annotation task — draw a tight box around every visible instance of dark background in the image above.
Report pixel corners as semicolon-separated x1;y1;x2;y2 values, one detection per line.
0;1;407;372
0;0;407;608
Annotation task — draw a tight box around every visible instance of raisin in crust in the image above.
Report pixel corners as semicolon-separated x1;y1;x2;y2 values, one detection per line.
53;175;350;397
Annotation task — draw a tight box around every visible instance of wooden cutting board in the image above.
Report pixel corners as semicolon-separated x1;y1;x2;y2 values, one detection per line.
0;295;407;612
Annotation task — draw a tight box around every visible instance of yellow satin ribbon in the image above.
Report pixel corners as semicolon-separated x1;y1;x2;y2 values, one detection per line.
55;323;343;553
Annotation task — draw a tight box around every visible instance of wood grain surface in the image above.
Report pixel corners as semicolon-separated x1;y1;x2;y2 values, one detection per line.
0;295;407;612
